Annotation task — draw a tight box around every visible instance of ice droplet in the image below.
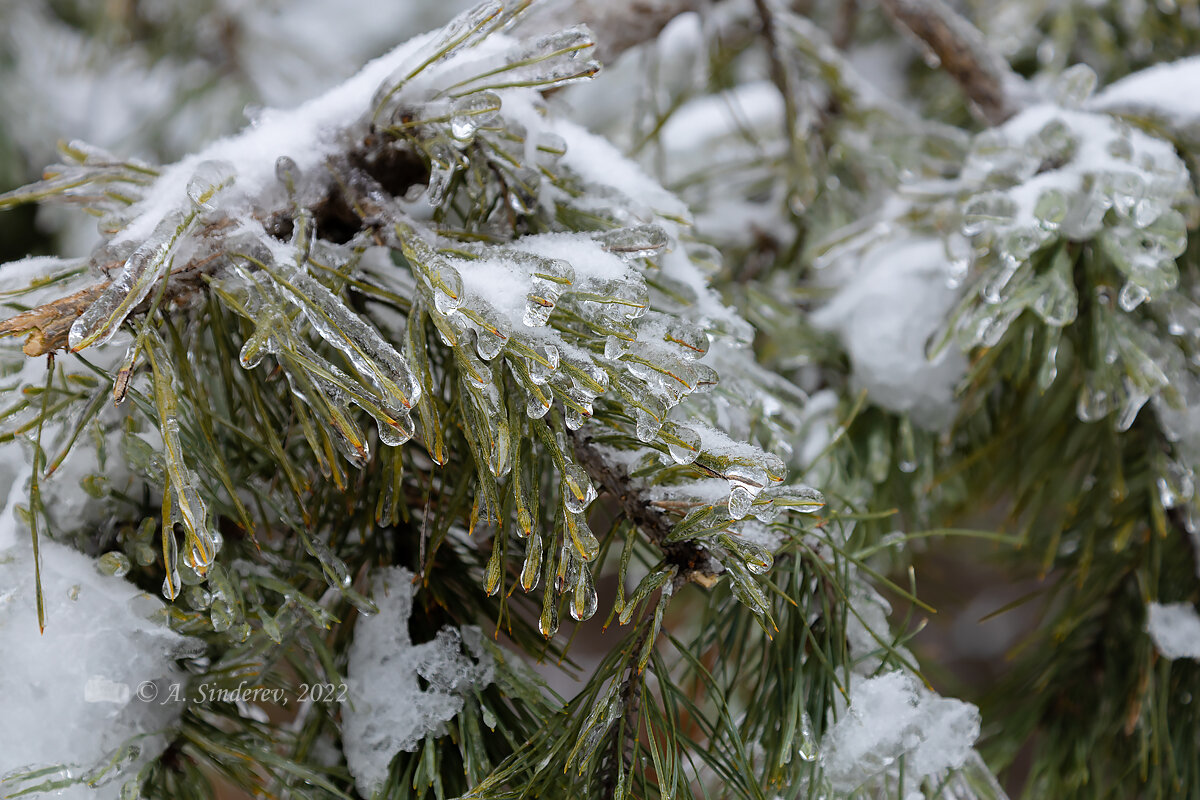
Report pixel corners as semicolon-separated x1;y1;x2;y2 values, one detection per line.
527;345;559;384
185;160;236;210
594;224;669;259
570;566;598;622
521;532;543;591
539;593;559;638
1118;281;1150;311
666;425;700;465
562;463;597;514
635;407;663;442
728;486;753;520
1033;188;1070;229
448;92;501;141
96;551;132;578
432;264;464;316
797;711;817;762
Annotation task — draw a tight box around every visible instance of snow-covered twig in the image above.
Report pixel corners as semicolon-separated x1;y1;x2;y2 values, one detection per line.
880;0;1022;125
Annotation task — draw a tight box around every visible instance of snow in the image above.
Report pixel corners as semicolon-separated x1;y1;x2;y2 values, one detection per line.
342;566;493;798
1146;602;1200;660
0;458;193;798
811;237;967;430
820;671;981;794
1089;57;1200;132
550;117;690;219
508;233;631;284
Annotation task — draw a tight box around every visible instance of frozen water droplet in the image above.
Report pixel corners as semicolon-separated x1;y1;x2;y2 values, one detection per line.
570;566;598;621
521;533;543;591
528;345;559;384
1053;63;1097;107
1076;387;1111;423
728;486;753;520
162;570;181;602
1034;188;1070;229
275;155;301;188
565;407;585;430
186;160;236;210
594;225;669;259
563;463;597;514
1118;281;1150;311
797;711;817;762
449;92;501;141
667;425;700;465
540;597;559;638
432;264;464;315
96;551;131;578
634;408;662;442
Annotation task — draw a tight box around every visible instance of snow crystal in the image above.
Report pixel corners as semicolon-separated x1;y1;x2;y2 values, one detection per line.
820;671;981;794
342;566;493;798
0;459;192;798
1146;601;1200;660
811;237;967;430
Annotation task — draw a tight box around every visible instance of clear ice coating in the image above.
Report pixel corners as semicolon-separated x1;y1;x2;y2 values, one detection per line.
185;160;237;210
666;424;701;465
69;210;191;351
562;462;597;514
277;265;423;412
593;224;669;259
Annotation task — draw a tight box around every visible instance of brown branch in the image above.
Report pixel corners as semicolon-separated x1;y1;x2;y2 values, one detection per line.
0;283;110;356
879;0;1021;125
571;431;719;587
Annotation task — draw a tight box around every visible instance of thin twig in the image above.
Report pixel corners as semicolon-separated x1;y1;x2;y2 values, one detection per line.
596;623;651;798
571;432;719;586
879;0;1021;125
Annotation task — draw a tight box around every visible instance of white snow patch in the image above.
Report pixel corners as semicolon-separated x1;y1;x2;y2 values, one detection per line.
811;236;966;430
342;566;493;798
0;465;193;798
820;671;981;794
1089;57;1200;132
115;28;439;248
1146;601;1200;660
550;117;690;219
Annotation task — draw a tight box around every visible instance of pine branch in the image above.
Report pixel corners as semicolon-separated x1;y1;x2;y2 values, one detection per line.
879;0;1022;124
571;431;719;587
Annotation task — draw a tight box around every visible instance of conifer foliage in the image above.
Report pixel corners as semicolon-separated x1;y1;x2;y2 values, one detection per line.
0;1;1198;799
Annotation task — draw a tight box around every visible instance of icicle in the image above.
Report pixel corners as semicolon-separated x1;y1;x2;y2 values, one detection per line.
521;532;543;591
277;265;423;412
70;210;191;350
570;564;598;622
